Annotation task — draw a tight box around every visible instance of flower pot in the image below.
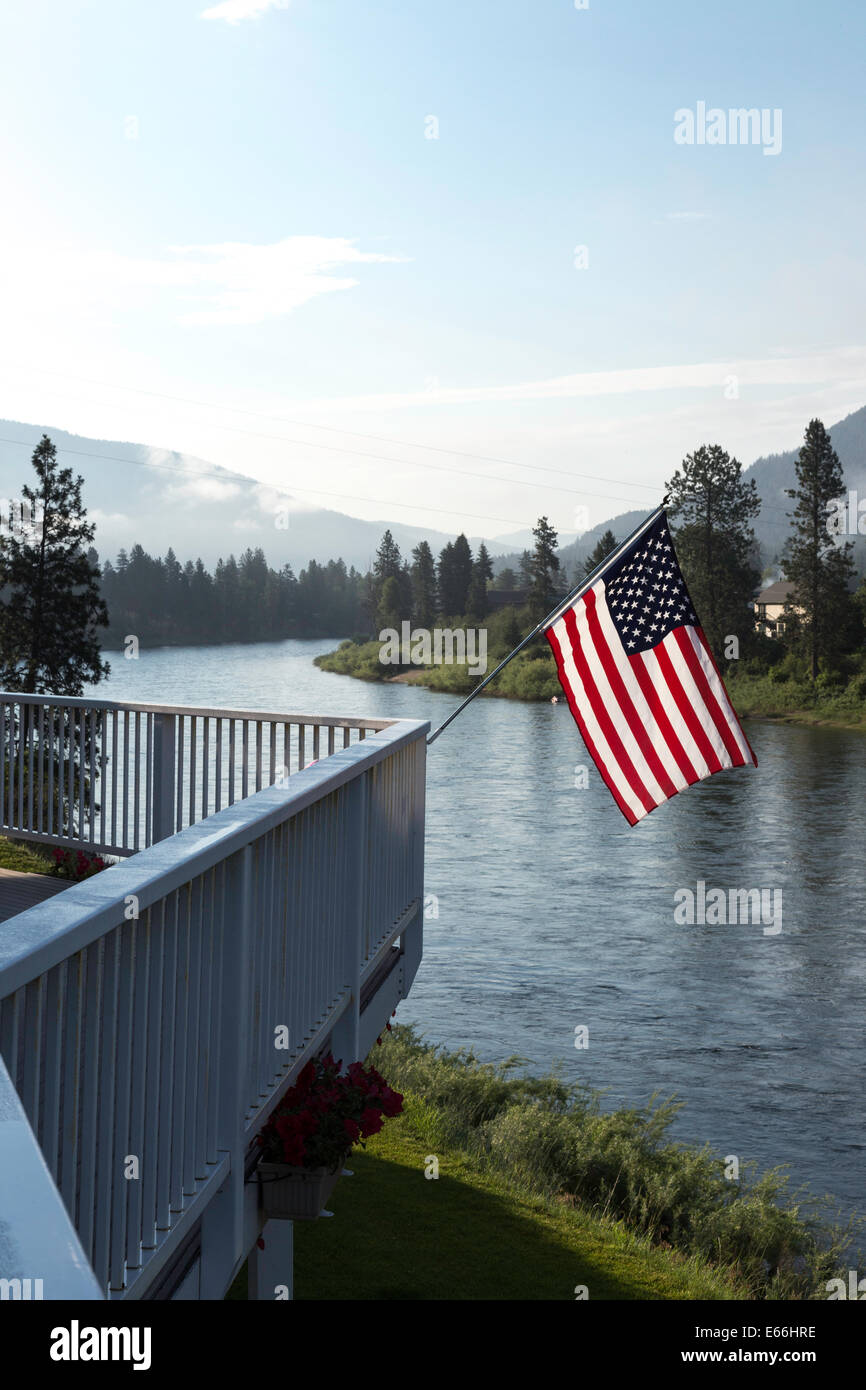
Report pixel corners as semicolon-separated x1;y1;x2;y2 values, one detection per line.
257;1161;343;1221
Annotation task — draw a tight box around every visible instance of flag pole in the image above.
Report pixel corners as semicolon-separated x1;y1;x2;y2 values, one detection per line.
426;499;669;746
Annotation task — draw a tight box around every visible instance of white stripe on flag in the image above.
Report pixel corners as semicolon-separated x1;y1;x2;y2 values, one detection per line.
639;644;713;780
549;614;647;822
572;602;667;805
684;627;753;764
593;589;690;793
661;631;731;768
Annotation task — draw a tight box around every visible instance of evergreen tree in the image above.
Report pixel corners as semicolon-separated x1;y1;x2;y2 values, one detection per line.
467;542;494;618
376;575;403;632
0;434;108;694
583;529;617;577
437;535;474;615
410;541;438;627
665;444;760;661
527;516;560;620
782;419;856;678
494;566;517;590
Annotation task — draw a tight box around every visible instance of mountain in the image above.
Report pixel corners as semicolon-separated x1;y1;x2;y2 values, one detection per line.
744;404;866;564
0;419;513;572
2;404;865;580
492;404;866;585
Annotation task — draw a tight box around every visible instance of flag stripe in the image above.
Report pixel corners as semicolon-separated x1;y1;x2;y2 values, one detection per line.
546;622;641;824
674;627;749;767
562;607;658;816
584;589;682;798
640;646;713;780
690;627;758;767
628;650;702;786
655;639;725;774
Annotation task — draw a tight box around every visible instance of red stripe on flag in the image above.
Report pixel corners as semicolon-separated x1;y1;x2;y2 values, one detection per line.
672;627;746;767
545;623;638;824
563;607;657;817
583;589;678;800
628;649;701;786
693;627;758;767
654;640;724;775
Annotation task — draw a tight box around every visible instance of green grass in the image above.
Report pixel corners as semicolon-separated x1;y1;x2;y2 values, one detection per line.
289;1102;743;1300
228;1027;860;1301
0;836;54;874
228;1098;743;1301
726;668;866;730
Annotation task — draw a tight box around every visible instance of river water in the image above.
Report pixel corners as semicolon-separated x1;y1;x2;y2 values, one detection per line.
88;638;866;1227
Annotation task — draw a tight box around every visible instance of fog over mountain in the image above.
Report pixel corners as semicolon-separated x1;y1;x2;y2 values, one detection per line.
0;419;517;571
1;405;865;581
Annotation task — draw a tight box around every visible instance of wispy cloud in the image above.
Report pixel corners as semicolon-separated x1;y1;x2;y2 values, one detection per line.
287;347;866;414
200;0;290;24
0;236;406;328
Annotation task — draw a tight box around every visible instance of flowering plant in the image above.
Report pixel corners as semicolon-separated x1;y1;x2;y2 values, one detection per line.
256;1053;403;1172
50;847;108;882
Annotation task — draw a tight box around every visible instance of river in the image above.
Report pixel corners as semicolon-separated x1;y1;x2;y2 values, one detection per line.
87;637;866;1228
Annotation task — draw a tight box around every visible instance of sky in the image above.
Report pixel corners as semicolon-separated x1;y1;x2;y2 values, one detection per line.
1;0;865;540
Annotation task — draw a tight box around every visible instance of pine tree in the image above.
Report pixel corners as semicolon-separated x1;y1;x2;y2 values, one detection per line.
438;535;474;615
0;434;108;694
782;419;855;679
410;541;438;627
665;444;760;661
467;542;494;618
583;529;617;577
527;516;560;620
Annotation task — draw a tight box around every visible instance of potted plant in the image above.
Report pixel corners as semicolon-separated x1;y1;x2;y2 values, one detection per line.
255;1051;403;1220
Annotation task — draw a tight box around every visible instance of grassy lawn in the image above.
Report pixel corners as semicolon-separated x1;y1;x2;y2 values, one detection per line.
230;1104;743;1301
0;836;54;874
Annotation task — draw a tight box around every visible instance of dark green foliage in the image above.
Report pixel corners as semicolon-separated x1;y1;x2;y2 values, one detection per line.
782;420;857;679
0;434;108;694
527;516;560;620
665;444;761;664
410;540;437;627
466;541;493;619
437;533;474;616
583;528;617;577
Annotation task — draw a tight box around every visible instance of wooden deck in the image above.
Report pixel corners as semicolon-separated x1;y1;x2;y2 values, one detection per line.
0;867;70;923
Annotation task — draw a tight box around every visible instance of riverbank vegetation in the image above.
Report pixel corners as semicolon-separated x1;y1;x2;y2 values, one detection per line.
230;1026;860;1301
345;1027;858;1300
317;420;866;723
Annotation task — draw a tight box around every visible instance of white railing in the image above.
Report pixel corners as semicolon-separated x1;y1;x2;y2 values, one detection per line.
0;707;427;1300
0;693;387;856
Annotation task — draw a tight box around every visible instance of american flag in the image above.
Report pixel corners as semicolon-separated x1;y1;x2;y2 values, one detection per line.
544;510;757;825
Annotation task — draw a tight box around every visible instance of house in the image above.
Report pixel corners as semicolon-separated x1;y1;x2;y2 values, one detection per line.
0;693;427;1301
753;580;802;637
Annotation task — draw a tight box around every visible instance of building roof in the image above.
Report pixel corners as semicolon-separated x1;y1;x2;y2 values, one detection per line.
755;580;796;605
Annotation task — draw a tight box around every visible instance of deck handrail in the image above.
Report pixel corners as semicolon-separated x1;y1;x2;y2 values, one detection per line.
0;691;392;857
0;709;428;1300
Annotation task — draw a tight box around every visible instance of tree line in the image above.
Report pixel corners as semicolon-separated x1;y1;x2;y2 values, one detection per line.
0;425;863;698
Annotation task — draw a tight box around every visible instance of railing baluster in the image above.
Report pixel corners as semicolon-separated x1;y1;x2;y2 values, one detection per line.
202;718;210;822
93;927;121;1287
176;715;185;832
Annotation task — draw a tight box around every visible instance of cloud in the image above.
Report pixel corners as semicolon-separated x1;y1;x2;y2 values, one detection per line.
200;0;290;24
288;346;866;414
167;237;406;325
0;236;405;328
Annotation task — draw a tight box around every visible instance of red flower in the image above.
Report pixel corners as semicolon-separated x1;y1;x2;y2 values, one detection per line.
359;1107;384;1138
343;1119;360;1143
